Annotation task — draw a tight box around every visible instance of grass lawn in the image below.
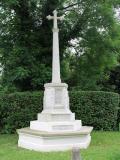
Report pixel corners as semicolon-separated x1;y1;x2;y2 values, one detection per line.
0;132;120;160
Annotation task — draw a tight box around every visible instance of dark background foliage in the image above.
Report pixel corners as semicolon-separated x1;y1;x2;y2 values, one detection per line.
0;0;120;92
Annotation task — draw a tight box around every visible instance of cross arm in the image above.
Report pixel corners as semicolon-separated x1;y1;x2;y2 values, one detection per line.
57;15;64;21
46;15;54;20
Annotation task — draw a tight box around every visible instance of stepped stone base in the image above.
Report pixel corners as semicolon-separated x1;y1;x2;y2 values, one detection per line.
37;111;75;122
30;110;81;132
17;82;93;152
17;127;93;152
30;120;82;132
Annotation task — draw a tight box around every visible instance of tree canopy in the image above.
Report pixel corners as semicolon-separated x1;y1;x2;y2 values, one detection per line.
0;0;120;91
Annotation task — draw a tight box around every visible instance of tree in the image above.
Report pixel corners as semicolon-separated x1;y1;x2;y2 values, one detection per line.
65;1;120;90
0;0;120;91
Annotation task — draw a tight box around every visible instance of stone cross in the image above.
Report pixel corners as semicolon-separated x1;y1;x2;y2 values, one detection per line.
47;10;64;83
17;10;93;153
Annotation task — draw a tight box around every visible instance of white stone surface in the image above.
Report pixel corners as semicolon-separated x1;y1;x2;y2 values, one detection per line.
30;82;82;133
17;10;93;152
37;112;75;122
47;10;63;83
43;83;69;111
30;120;82;132
17;127;93;152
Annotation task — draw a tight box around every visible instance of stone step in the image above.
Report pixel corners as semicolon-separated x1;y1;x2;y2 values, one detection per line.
37;112;75;122
17;126;93;152
30;120;82;132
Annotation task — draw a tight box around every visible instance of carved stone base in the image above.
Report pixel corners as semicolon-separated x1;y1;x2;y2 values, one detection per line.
17;82;93;152
30;120;82;132
37;111;75;122
17;127;93;152
43;83;70;111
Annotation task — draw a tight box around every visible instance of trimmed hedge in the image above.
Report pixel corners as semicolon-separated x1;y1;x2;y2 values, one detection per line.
0;91;119;133
117;110;120;129
117;95;120;129
0;92;43;133
70;91;119;131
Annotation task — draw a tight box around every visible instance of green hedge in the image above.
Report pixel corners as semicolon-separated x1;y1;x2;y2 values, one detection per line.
0;91;119;133
70;91;119;131
0;92;43;133
117;95;120;129
117;110;120;129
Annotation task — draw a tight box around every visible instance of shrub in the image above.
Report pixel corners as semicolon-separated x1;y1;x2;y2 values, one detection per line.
0;92;43;133
117;111;120;130
70;91;119;131
0;91;119;133
117;95;120;130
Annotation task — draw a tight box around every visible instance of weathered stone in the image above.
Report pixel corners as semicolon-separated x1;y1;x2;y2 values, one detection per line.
17;10;93;152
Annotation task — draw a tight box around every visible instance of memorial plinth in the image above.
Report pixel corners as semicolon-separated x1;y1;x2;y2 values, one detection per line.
17;10;93;152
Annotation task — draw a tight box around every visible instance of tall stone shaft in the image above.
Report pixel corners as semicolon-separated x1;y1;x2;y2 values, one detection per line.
47;10;63;83
52;27;61;83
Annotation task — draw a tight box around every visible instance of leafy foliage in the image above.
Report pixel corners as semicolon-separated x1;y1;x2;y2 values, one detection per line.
70;91;119;131
0;1;120;91
0;91;119;133
0;92;43;133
